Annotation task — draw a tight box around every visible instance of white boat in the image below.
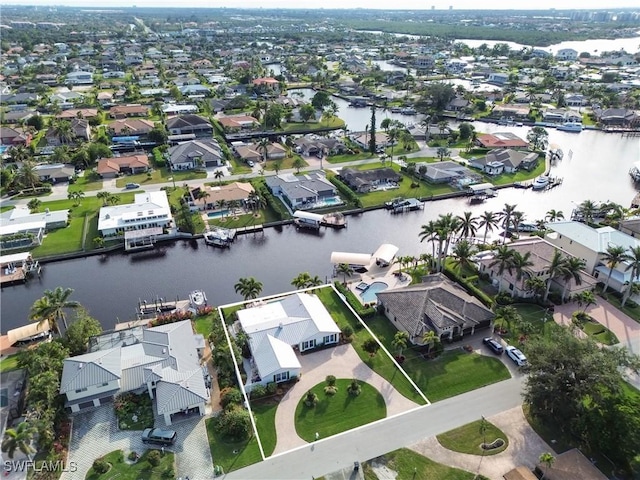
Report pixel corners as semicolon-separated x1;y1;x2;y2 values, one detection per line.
203;228;235;247
189;290;207;307
557;121;583;132
400;107;416;115
532;176;550;190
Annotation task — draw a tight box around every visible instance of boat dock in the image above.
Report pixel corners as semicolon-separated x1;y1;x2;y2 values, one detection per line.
514;177;563;191
386;198;424;213
204;227;236;247
0;253;41;287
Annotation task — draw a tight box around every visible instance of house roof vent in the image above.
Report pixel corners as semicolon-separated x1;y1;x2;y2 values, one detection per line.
78;363;83;369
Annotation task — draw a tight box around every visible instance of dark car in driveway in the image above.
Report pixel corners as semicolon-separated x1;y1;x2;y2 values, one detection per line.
142;428;177;446
483;337;504;355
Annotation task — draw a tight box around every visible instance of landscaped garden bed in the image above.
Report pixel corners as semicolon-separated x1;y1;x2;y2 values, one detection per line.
114;392;154;431
85;449;174;480
437;418;509;456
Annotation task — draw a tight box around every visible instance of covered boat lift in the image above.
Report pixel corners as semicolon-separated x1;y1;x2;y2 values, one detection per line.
330;251;372;271
293;210;324;230
373;244;399;267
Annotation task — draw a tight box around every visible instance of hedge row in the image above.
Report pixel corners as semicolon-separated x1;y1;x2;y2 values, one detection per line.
442;266;494;308
329;176;363;208
333;281;376;319
253;179;290;221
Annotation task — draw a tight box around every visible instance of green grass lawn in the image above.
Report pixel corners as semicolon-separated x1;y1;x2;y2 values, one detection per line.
263;155;308;171
114;169;206;188
193;314;215;336
251;399;279;457
598;291;640;324
0;205;14;213
207;210;275;229
325;152;377;164
205;417;263;473
363;448;477;480
582;320;619;345
315;288;426;405
85;449;174;480
295;379;386;442
494;303;558;343
483;161;546;186
436;419;509;456
402;349;511;402
358;176;456;208
0;354;19;373
68;175;103;193
281;117;345;132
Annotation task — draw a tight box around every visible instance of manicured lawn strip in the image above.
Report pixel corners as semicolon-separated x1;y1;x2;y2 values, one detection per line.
436;419;509;456
208;210;277;229
251;400;278;457
263;155;308;171
598;291;640;324
85;449;175;480
205;417;262;473
402;350;510;402
295;379;386;442
0;354;19;373
0;205;15;213
494;303;558;343
582;321;619;345
194;314;215;336
315;288;425;405
114;169;207;188
68;175;103;193
364;448;476;480
220;305;244;325
325;152;377;164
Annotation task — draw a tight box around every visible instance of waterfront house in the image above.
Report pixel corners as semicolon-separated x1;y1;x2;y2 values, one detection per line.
417;160;482;186
233;143;263;163
294;137;347;157
545;221;640;293
109;104;149;119
59;320;208;425
96;154;150;178
351;131;391;151
477;237;597;298
556;48;578;61
0;207;69;251
592;107;638;127
166;114;213;137
108;118;155;136
265;171;337;210
0;126;32;146
188;181;254;211
565;94;587;107
376;273;494;344
487;72;509;86
491;104;530;120
475;132;528;149
168;138;224;170
339;167;401;193
33;163;75;183
97;190;173;237
236;292;341;392
216;115;260;132
469;148;538;175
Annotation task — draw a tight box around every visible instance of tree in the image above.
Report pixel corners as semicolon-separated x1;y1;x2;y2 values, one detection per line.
544;250;567;302
362;338;380;357
510;251;534;297
527;126;549;151
27;198;41;213
499;203;518;244
458;122;473;141
311;91;331;110
67;190;85;206
419;221;439;270
17;161;40;192
422;330;441;353
391;331;409;358
147;126;168;145
524;276;546;300
489;246;514;293
622;246;640;307
561;256;586;303
292;157;305;173
494;306;521;332
369;105;377;154
273;159;283;175
539;452;555;480
299;104;315;123
336;263;354;284
456;211;478;238
29;287;81;334
234;277;263;300
601;245;630;293
451;239;477;275
577;200;598;224
1;422;36;460
291;272;313;289
478;211;499;244
436;146;450;161
545;209;564;222
63;309;103;356
214;170;224;186
573;290;596;313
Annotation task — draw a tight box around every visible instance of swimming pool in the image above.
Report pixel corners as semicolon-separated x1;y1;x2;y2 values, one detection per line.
360;281;388;303
207;210;230;219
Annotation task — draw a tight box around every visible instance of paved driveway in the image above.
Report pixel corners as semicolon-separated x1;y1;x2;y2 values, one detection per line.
271;344;421;455
61;405;212;480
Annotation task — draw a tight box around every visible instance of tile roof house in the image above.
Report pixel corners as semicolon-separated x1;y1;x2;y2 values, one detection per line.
45;118;91;146
108;118;155;136
491;104;530;119
59;320;208;424
168;138;224;170
475;132;529;149
166;114;213;137
56;108;98;120
96;154;150;178
109;104;150;119
376;273;494;343
339;167;401;193
592;107;639;127
236;292;341;392
545;221;640;293
0;126;32;146
415;160;482;186
469;148;539;175
188;182;254;211
216;115;259;132
265;171;337;210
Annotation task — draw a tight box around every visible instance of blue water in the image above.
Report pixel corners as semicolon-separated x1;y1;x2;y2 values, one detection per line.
360;281;389;303
0;146;8;154
207;210;230;219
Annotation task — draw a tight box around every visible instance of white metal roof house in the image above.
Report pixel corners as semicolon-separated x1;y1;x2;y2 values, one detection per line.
237;292;341;391
60;320;208;425
97;191;173;237
265;171;337;210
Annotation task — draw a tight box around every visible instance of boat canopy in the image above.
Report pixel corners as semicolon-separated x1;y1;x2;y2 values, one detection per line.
468;183;495;193
293;210;324;223
330;251;372;266
0;252;31;265
7;320;50;346
373;243;399;265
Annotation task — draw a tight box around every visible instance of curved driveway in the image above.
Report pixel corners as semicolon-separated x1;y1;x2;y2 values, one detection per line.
271;344;420;455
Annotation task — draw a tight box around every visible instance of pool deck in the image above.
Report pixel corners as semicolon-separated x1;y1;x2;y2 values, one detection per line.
348;264;412;305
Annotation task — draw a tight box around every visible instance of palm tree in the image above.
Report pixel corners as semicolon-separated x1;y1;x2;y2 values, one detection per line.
9;144;31;164
601;245;630;293
539;452;555;480
214;170;224;186
489;246;514;293
257;137;270;163
308;275;324;287
67;190;85;207
561;256;586;303
451;239;477;275
291;272;313;289
53;119;74;145
524;276;546;300
494;306;521;332
622;246;640;307
391;331;409;358
273;159;283;175
510;211;525;236
27;198;41;213
545;209;564;222
577;199;598;224
234;277;263;301
29;287;80;333
422;330;441;353
419;221;439;270
499;203;518;244
574;290;596;312
436;146;450;161
434;213;461;272
478;211;499;244
196;189;211;210
97;190;111;206
456;211;478;239
336;263;354;284
510;251;534;298
544;249;567;302
17;161;40;192
1;422;36;460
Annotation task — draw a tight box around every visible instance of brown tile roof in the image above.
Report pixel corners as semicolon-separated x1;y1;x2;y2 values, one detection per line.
109;104;149;116
96;155;149;175
57;108;98;119
191;181;254;204
476;133;528;148
108;119;155;135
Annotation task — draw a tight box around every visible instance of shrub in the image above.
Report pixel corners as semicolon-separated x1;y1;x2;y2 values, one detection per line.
442;266;494;308
251;384;267;398
325;375;336;386
342;325;354;339
92;458;109;474
304;390;319;407
148;450;161;467
220;387;243;409
216;406;252;441
266;382;277;395
495;291;514;305
334;282;376;318
128;451;138;461
324;385;338;395
347;379;362;396
329;175;362;208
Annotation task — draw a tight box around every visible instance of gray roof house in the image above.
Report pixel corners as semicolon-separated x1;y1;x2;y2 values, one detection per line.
416;160;482;186
168;139;224;170
60;320;208;424
339;167;401;193
265;171;337;210
469;148;538;175
166;114;213;137
376;273;494;343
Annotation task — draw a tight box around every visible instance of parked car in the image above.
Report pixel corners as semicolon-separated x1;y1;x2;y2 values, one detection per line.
505;345;527;366
142;428;177;446
482;337;504;355
247;160;255;167
125;182;140;189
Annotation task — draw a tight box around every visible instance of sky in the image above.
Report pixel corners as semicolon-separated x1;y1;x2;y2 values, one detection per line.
3;0;640;10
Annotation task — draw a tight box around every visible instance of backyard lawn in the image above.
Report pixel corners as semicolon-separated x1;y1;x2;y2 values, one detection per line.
85;449;174;480
363;448;477;480
598;291;640;324
437;419;509;456
193;314;215;336
114;169;206;188
251;400;278;457
315;288;426;405
205;417;263;473
0;354;19;373
486;161;546;186
207;209;277;229
294;379;386;442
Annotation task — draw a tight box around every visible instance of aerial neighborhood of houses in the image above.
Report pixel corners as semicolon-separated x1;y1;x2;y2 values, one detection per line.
1;5;640;480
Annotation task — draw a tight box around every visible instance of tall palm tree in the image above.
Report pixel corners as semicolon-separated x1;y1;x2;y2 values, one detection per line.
510;251;534;298
451;239;477;275
67;190;85;206
422;330;440;353
524;276;546;300
234;277;263;301
489;246;514;293
577;199;598;224
456;211;478;239
1;422;36;460
196;189;211;209
391;331;409;358
97;190;111;206
478;211;499;244
601;245;630;293
9;145;31;164
291;272;313;289
18;161;40;192
214;170;224;186
419;221;439;270
509;211;525;236
499;203;518;244
29;287;80;333
336;263;354;284
27;198;41;213
435;213;461;272
545;209;564;222
308;275;324;287
561;256;586;303
257;137;270;163
622;246;640;307
544;249;567;302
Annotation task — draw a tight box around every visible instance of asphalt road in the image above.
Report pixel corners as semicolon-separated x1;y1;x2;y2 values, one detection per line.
223;375;525;480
